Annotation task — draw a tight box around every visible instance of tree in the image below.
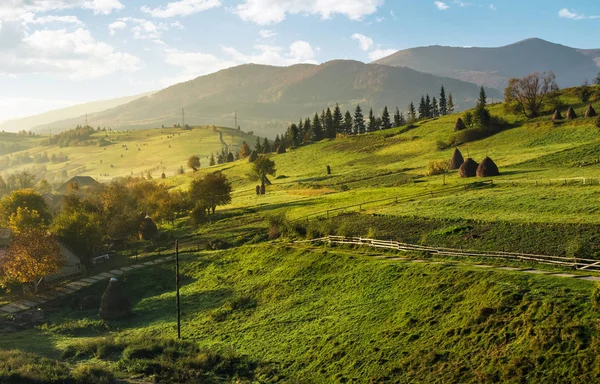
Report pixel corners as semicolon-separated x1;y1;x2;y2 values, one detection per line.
504;71;557;118
595;72;600;85
239;141;252;157
381;106;392;129
51;205;102;266
227;152;234;162
432;97;439;117
189;172;232;214
447;93;455;113
333;104;343;135
343;111;353;135
312;113;323;141
303;117;311;143
325;107;335;138
425;94;432;118
8;207;44;235
418;96;426;119
367;108;378;132
209;153;216;166
187;155;200;172
463;111;474;128
287;123;300;148
251;156;276;194
37;179;51;194
262;137;271;153
394;107;401;127
15;171;35;189
473;86;491;127
1;228;64;293
439;86;448;115
254;137;263;153
0;176;7;196
353;105;365;134
0;189;51;227
408;102;417;122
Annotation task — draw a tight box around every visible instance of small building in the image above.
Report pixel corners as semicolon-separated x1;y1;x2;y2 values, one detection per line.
56;176;100;195
45;243;85;282
42;193;64;213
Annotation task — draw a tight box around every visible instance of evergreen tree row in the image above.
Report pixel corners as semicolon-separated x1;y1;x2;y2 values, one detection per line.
417;86;455;119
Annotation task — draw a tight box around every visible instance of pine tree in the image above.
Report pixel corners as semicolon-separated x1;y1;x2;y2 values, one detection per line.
448;93;455;113
353;105;365;134
408;102;417;122
262;137;271;153
432;97;439;118
303;117;312;143
474;86;490;128
439;85;448;115
274;134;281;150
394;107;401;127
209;153;216;166
398;111;406;126
255;137;263;153
312;113;323;141
286;124;300;148
298;119;304;137
344;111;353;135
425;94;432;118
325;107;335;138
381;106;392;129
418;96;426;119
333;104;343;135
478;86;487;108
367;108;378;132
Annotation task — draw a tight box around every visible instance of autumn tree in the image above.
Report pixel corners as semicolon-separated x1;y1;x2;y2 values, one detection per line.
189;172;232;215
0;189;51;227
187;155;200;172
239;141;252;157
1;228;64;293
251;156;276;194
504;71;557;118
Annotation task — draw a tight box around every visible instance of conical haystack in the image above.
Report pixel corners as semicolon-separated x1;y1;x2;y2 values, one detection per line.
139;215;158;240
248;151;258;163
552;109;562;122
458;158;479;178
566;107;577;120
449;148;464;170
454;117;466;131
99;278;132;320
276;145;286;154
476;157;500;177
586;104;597;118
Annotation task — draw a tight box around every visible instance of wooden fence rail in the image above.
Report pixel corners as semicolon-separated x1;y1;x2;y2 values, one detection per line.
299;236;600;273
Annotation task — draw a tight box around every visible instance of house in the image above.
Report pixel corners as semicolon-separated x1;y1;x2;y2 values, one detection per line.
56;176;100;195
42;192;64;213
45;243;86;282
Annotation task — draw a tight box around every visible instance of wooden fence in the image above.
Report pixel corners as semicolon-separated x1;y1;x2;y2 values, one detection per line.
300;236;600;273
296;180;493;223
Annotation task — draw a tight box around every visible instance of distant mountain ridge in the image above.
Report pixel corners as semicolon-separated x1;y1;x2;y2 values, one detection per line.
34;60;500;138
0;91;154;133
374;38;600;91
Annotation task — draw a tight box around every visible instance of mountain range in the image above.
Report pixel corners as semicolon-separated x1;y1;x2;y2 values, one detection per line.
5;38;598;138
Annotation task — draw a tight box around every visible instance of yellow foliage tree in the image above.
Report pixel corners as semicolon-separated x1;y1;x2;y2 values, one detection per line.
8;207;43;235
1;229;65;293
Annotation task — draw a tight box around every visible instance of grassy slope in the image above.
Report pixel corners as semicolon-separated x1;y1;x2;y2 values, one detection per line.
2;245;599;383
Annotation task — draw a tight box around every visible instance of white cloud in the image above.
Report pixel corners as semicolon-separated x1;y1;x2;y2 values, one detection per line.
141;0;221;18
434;1;449;10
0;97;79;121
368;48;396;61
453;0;467;7
234;0;384;25
85;0;124;15
0;25;139;79
109;18;177;42
108;20;126;35
557;8;599;20
162;40;317;86
21;14;84;25
0;0;123;21
171;21;185;29
259;29;277;39
375;16;385;22
351;33;373;51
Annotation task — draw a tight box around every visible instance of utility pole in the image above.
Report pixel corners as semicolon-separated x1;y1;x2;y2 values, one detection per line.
175;240;181;339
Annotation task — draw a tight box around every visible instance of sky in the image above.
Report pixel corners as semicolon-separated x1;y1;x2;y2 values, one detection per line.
0;0;600;122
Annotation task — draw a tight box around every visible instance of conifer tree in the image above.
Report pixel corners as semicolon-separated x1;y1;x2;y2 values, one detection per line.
473;86;490;128
432;97;439;117
274;134;281;150
255;137;263;153
209;153;216;166
478;86;487;108
394;107;402;127
287;124;300;148
262;137;271;153
344;111;353;135
353;105;365;134
312;113;323;141
425;94;432;118
398;111;406;126
303;117;312;143
418;96;426;119
298;119;304;137
448;93;455;113
381;106;392;129
333;104;343;135
408;102;417;122
367;108;378;132
325;107;335;138
439;85;448;115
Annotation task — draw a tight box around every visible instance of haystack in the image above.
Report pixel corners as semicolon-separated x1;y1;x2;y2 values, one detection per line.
586;104;597;118
552;109;562;122
248;151;258;163
276;145;286;154
454;117;466;131
449;148;464;170
99;278;132;320
458;158;479;178
566;107;577;120
476;157;500;177
139;215;158;241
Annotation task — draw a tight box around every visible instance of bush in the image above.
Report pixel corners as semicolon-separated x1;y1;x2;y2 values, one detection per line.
0;350;71;383
450;116;510;146
71;364;117;384
592;283;600;310
426;160;449;176
436;140;451;150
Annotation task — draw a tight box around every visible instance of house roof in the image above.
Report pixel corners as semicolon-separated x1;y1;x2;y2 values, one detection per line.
56;176;100;194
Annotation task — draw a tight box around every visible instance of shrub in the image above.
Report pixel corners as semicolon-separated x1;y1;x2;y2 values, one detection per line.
71;364;117;384
0;350;71;383
436;140;451;150
427;160;449;176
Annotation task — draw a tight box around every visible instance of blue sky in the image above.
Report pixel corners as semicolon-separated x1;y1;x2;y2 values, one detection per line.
1;0;599;121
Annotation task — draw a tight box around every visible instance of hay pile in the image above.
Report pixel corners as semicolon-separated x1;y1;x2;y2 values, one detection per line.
458;158;479;178
449;148;464;170
139;215;158;241
586;104;597;118
454;117;466;131
99;278;132;320
566;107;577;120
248;151;258;163
552;109;562;122
476;157;500;177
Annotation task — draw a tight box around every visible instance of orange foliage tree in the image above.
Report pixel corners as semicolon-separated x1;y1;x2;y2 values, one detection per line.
0;229;65;293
